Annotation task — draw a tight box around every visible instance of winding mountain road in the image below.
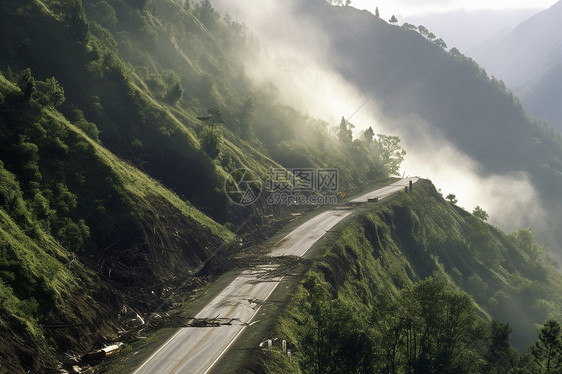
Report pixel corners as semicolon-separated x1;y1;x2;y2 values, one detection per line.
133;177;418;374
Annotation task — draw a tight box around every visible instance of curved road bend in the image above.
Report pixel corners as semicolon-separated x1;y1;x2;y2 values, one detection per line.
133;177;418;374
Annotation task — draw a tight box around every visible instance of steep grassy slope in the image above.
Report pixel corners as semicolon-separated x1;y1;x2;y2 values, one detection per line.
0;69;234;372
0;0;392;228
259;180;562;373
0;1;398;371
5;0;562;372
0;0;234;220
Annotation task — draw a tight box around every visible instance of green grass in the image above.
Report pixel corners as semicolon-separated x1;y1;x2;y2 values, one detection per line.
0;65;237;372
0;1;432;372
45;109;234;243
254;180;562;372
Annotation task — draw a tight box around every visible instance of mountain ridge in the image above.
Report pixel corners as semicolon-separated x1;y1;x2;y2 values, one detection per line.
470;0;562;130
280;0;562;252
1;0;562;372
0;0;398;371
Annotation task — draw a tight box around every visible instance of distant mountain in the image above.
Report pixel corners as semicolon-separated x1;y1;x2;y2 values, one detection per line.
279;0;562;251
471;1;562;130
522;63;562;129
405;8;536;53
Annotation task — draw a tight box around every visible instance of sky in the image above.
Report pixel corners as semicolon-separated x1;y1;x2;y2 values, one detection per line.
351;0;558;18
350;0;559;52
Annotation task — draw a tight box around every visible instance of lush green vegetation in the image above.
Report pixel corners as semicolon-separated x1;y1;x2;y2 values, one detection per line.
0;62;232;373
262;180;562;373
0;0;401;227
0;0;407;371
2;0;562;372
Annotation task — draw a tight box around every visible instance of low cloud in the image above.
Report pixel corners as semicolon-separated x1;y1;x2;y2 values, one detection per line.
214;0;375;127
398;116;545;232
213;0;546;235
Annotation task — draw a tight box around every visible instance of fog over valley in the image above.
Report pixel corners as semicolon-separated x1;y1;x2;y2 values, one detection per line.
2;1;562;373
213;0;551;238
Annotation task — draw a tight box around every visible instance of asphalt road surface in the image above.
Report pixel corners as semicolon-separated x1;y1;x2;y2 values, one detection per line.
133;178;417;374
349;177;418;203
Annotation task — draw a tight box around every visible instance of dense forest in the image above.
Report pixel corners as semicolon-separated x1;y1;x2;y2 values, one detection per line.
259;181;562;374
1;0;562;373
0;0;402;221
0;0;402;372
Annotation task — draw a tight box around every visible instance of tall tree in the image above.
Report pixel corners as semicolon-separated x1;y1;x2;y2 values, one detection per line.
532;320;562;373
375;6;380;18
301;276;332;374
445;194;458;204
373;294;404;374
37;77;66;108
389;15;398;24
434;38;448;49
402;23;416;31
473;206;489;221
199;125;221;158
400;277;481;374
17;69;36;102
484;320;514;374
450;47;462;58
197;107;224;158
377;134;405;176
63;0;88;41
338;117;353;144
361;126;375;146
197;0;218;29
